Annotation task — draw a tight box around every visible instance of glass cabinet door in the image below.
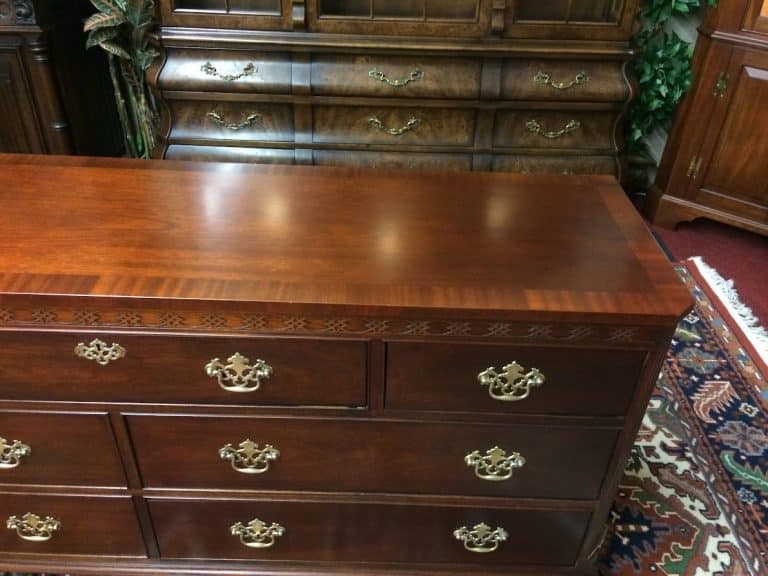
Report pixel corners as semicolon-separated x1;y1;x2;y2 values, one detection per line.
161;0;290;28
514;0;624;23
506;0;634;39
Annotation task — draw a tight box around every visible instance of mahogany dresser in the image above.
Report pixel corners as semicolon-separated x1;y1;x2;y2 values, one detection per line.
0;154;690;576
151;0;638;176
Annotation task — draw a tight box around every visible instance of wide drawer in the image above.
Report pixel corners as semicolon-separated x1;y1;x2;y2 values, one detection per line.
311;55;481;99
150;498;590;565
501;60;629;102
385;342;645;416
313;106;476;147
0;493;145;556
165;145;296;164
493;110;616;150
493;155;617;175
0;332;366;406
169;101;294;143
0;412;125;488
313;150;472;171
160;49;292;93
127;415;618;500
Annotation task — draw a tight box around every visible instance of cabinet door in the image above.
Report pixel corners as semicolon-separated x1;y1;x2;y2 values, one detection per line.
505;0;637;39
0;46;44;153
746;0;768;34
160;0;293;29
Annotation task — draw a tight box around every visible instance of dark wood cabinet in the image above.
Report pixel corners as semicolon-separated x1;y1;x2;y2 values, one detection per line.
152;0;638;175
646;0;768;235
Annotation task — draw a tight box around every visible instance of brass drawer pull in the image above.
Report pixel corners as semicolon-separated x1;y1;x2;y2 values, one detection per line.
201;61;256;82
74;338;126;366
219;440;280;474
231;517;285;548
478;362;545;402
453;522;508;553
368;68;424;87
205;352;273;393
533;70;590;90
367;116;421;136
206;110;262;131
464;446;525;481
0;437;31;469
525;118;581;139
7;513;61;542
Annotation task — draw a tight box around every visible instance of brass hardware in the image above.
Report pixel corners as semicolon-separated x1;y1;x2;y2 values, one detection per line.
478;362;545;402
201;61;256;82
713;71;729;98
453;522;508;553
525;119;581;139
368;68;424;87
7;513;61;542
533;70;590;90
219;440;280;474
206;111;262;131
464;446;525;481
231;517;285;548
686;156;703;179
0;437;31;469
205;352;273;393
367;116;421;136
74;338;126;366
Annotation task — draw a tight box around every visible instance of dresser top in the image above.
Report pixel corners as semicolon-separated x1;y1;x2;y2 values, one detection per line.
0;155;689;324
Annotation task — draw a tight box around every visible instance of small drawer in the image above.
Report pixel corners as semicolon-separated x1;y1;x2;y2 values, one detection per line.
0;332;366;407
160;50;292;93
493;155;617;175
0;412;125;488
313;150;472;171
0;494;145;557
493;110;616;150
501;60;630;102
127;415;617;500
150;498;590;565
311;55;481;99
313;106;476;147
169;101;294;143
385;342;646;416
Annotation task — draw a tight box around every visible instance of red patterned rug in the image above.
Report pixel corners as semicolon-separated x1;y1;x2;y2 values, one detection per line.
598;259;768;576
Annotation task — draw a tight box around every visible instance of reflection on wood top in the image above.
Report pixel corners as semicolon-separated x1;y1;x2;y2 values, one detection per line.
0;154;690;323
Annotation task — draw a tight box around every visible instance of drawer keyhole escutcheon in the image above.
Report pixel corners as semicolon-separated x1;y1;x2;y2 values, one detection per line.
205;352;273;392
478;362;545;402
453;522;508;553
368;68;424;87
525;119;581;139
464;446;525;481
74;338;126;366
0;437;31;469
231;518;285;548
201;61;257;82
219;440;280;474
6;513;61;542
367;116;421;136
533;70;590;90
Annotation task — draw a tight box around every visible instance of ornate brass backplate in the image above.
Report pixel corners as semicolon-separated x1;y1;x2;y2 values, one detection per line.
219;440;280;474
205;352;273;392
74;338;126;366
453;522;508;553
0;437;31;469
478;361;545;402
464;446;525;481
230;517;285;548
6;513;61;542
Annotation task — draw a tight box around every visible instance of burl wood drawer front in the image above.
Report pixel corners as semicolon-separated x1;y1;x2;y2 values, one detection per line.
169;101;294;143
493;110;616;150
501;60;629;102
313;106;476;147
313;150;472;171
311;55;482;99
165;145;296;164
160;50;292;94
0;412;125;488
492;155;617;175
0;494;145;556
127;415;617;500
0;333;366;407
150;498;590;566
386;342;645;416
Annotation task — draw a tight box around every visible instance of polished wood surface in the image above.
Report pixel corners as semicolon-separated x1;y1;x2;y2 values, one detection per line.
0;155;689;321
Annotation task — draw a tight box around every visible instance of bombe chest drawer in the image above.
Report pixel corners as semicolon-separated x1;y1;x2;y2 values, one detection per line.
0;154;690;576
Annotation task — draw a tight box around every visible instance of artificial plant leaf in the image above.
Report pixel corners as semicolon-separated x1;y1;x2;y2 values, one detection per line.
84;10;127;32
85;26;119;49
99;40;131;59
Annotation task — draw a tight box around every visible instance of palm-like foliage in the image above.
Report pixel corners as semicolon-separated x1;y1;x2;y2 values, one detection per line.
84;0;159;158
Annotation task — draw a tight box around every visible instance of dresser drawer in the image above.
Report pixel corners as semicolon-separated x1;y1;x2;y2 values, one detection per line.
169;101;294;143
165;145;296;164
501;60;629;102
0;494;145;557
0;412;125;488
311;55;481;99
313;150;472;171
493;110;616;150
160;49;292;94
128;415;617;500
150;498;590;565
0;333;366;407
313;106;476;147
493;155;617;175
385;342;645;416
